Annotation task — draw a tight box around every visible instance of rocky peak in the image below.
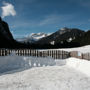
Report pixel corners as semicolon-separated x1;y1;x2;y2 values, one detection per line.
0;17;14;40
60;27;70;31
57;27;71;35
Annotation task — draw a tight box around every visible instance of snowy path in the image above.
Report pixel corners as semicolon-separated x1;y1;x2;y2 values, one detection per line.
0;66;90;90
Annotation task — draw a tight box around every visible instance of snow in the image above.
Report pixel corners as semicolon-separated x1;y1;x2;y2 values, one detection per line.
16;33;51;43
0;47;90;90
66;57;90;77
41;45;90;53
50;41;55;45
28;33;48;41
0;53;55;73
60;45;90;53
67;37;73;42
0;65;90;90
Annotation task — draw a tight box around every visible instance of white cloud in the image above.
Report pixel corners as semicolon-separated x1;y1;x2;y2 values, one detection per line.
38;14;62;26
38;14;74;26
1;2;16;18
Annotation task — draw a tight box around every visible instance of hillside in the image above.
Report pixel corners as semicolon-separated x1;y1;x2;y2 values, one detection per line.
72;30;90;46
36;28;85;45
0;17;14;48
0;17;29;49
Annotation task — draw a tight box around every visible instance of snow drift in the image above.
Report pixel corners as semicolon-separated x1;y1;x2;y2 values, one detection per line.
0;65;90;90
0;53;90;77
0;53;55;73
59;45;90;53
0;52;90;90
66;57;90;77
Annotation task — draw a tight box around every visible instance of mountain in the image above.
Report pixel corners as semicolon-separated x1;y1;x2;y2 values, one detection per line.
1;16;90;49
36;27;85;45
0;17;15;48
16;27;87;49
0;17;29;49
72;30;90;46
16;33;50;43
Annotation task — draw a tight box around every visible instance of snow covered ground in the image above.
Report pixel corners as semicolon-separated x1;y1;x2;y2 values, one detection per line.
0;65;90;90
60;45;90;53
40;45;90;53
0;54;55;73
0;46;90;90
67;58;90;77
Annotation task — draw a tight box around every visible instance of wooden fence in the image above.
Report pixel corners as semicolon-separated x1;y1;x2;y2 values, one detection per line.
0;49;90;60
70;51;90;60
0;49;70;59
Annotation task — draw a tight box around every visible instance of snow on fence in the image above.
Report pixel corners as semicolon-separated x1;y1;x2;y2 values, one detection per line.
0;49;70;59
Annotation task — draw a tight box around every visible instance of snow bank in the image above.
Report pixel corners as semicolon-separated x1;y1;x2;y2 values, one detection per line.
66;57;90;77
23;56;55;68
41;45;90;53
0;53;55;73
0;55;28;73
0;54;90;89
55;59;66;66
0;52;90;78
0;66;90;90
0;51;90;78
60;45;90;53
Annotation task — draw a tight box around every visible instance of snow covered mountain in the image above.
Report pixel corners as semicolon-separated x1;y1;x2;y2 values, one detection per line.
16;33;51;43
36;27;85;45
1;16;90;49
16;27;87;48
16;27;72;43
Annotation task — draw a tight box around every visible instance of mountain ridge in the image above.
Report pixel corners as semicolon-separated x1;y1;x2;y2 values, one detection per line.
0;17;90;49
35;27;85;45
16;32;51;43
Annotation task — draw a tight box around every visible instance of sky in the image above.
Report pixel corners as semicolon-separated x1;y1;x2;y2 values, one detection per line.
0;0;90;38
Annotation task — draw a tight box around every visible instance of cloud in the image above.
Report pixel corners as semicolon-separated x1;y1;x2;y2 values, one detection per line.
38;14;74;26
9;14;75;29
1;2;16;18
38;15;59;26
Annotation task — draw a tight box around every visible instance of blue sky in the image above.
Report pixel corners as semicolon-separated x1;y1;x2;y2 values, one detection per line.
0;0;90;38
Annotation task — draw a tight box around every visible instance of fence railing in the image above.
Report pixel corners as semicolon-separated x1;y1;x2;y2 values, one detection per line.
70;51;90;60
0;49;90;60
0;49;70;59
